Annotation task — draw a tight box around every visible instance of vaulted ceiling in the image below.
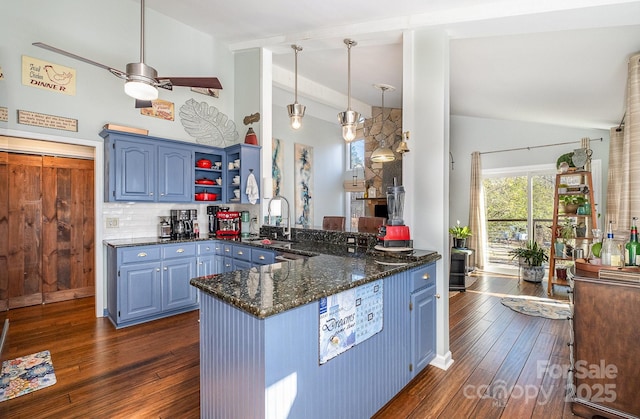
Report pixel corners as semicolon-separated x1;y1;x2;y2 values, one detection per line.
148;0;640;129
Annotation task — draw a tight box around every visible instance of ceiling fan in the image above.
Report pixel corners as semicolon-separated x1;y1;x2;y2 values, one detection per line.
33;0;222;108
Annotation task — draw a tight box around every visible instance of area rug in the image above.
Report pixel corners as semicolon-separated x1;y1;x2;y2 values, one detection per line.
501;296;571;320
0;350;56;402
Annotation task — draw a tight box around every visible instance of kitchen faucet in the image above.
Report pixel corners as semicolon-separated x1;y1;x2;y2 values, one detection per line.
267;195;291;240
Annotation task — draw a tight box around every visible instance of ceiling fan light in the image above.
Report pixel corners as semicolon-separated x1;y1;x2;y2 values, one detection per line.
124;80;158;100
287;102;306;130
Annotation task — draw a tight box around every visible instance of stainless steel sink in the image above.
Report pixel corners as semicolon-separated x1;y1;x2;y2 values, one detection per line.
246;239;295;250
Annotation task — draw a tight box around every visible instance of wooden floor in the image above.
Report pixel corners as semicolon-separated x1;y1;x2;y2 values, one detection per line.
0;274;572;418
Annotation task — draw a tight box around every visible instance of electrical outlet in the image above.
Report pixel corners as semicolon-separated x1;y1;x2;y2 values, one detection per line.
346;236;356;244
106;217;119;228
357;237;369;247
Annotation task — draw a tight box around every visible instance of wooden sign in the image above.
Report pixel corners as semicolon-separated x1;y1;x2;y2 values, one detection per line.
0;107;7;122
22;56;76;96
17;109;78;132
140;99;174;121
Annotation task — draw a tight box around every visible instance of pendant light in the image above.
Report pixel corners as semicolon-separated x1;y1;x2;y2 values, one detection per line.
338;39;359;142
287;44;305;130
370;84;396;163
396;131;410;154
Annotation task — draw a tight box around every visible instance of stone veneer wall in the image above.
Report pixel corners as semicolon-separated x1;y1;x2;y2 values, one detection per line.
363;106;403;197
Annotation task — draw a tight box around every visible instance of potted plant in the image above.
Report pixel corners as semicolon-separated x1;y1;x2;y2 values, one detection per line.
449;220;472;249
559;195;581;214
559;218;575;257
509;240;549;282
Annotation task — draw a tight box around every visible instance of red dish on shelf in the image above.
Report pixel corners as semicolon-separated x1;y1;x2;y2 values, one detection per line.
195;192;217;201
196;159;212;168
195;179;215;185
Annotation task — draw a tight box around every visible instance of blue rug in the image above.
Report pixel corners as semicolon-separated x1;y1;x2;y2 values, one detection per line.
501;296;571;320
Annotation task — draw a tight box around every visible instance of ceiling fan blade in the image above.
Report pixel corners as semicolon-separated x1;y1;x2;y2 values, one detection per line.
157;77;223;90
32;42;126;79
135;99;153;109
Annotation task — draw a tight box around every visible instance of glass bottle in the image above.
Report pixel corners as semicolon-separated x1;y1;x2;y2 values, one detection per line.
625;217;640;266
601;221;615;266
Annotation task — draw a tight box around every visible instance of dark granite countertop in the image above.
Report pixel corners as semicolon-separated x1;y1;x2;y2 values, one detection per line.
104;235;441;319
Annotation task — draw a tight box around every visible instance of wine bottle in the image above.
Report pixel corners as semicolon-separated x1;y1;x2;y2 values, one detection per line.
625;217;640;266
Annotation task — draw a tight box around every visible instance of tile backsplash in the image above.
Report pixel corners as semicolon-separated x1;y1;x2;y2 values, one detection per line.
102;202;260;240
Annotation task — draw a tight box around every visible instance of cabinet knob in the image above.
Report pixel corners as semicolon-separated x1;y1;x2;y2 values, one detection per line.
435;293;441;299
423;273;430;280
225;264;231;268
176;248;185;253
259;255;265;260
150;192;154;196
164;267;168;271
137;252;148;258
156;268;160;272
205;247;210;251
225;248;230;253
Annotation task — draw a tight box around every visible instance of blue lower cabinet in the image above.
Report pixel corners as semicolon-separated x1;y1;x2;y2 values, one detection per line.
107;242;200;328
119;261;162;322
411;284;436;373
223;257;234;272
162;257;197;311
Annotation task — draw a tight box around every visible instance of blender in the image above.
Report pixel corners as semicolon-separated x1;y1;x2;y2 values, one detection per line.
377;178;412;249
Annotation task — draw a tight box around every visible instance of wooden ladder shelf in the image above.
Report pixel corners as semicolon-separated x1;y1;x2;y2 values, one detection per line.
548;171;598;295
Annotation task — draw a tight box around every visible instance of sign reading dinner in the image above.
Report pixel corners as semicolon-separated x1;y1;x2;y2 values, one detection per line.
22;56;76;96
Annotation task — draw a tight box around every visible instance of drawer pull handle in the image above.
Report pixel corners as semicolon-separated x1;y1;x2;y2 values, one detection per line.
423;273;430;280
435;293;441;299
176;248;185;253
137;252;148;258
238;251;244;255
205;247;210;251
156;268;160;272
225;248;230;253
259;255;265;260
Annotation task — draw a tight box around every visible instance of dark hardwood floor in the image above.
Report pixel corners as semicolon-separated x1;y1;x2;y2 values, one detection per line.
0;273;572;418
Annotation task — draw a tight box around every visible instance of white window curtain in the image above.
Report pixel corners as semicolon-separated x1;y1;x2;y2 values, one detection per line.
468;151;487;269
607;53;640;232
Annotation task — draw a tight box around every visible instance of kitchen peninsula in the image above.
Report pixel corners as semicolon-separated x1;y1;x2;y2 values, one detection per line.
190;239;440;418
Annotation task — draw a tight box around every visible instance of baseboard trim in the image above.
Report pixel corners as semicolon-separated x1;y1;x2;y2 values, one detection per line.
430;351;454;370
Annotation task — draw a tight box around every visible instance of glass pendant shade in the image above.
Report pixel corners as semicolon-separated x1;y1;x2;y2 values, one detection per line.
338;109;359;142
287;103;306;130
339;39;359;142
371;145;395;162
370;83;396;162
287;45;305;129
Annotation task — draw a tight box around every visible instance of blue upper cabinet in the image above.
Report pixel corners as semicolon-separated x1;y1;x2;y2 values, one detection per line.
225;144;261;204
113;138;156;201
158;146;192;202
102;130;260;204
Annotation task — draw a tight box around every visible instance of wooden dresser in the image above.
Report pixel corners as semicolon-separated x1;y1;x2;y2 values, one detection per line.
571;271;640;418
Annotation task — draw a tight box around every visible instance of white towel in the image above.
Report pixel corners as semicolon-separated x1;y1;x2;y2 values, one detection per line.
245;172;260;204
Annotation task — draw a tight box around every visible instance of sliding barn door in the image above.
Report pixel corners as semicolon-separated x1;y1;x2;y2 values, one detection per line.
42;156;95;303
0;152;94;310
6;154;43;309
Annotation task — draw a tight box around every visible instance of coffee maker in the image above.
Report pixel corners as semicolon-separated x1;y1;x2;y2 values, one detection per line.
170;209;197;239
377;179;412;248
207;206;223;238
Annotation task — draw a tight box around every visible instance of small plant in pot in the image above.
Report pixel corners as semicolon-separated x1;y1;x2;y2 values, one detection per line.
509;240;549;282
449;220;472;249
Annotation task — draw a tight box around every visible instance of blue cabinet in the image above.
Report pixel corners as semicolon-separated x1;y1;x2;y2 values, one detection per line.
225;144;261;204
197;241;217;276
103;130;193;203
113;138;156;201
102;130;261;204
158;146;192;202
106;242;199;328
119;260;162;322
410;264;436;374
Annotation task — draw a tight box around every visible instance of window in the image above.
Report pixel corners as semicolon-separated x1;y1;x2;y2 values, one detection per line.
349;139;365;170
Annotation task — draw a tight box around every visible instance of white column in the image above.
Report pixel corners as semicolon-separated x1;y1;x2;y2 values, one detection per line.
402;28;453;370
